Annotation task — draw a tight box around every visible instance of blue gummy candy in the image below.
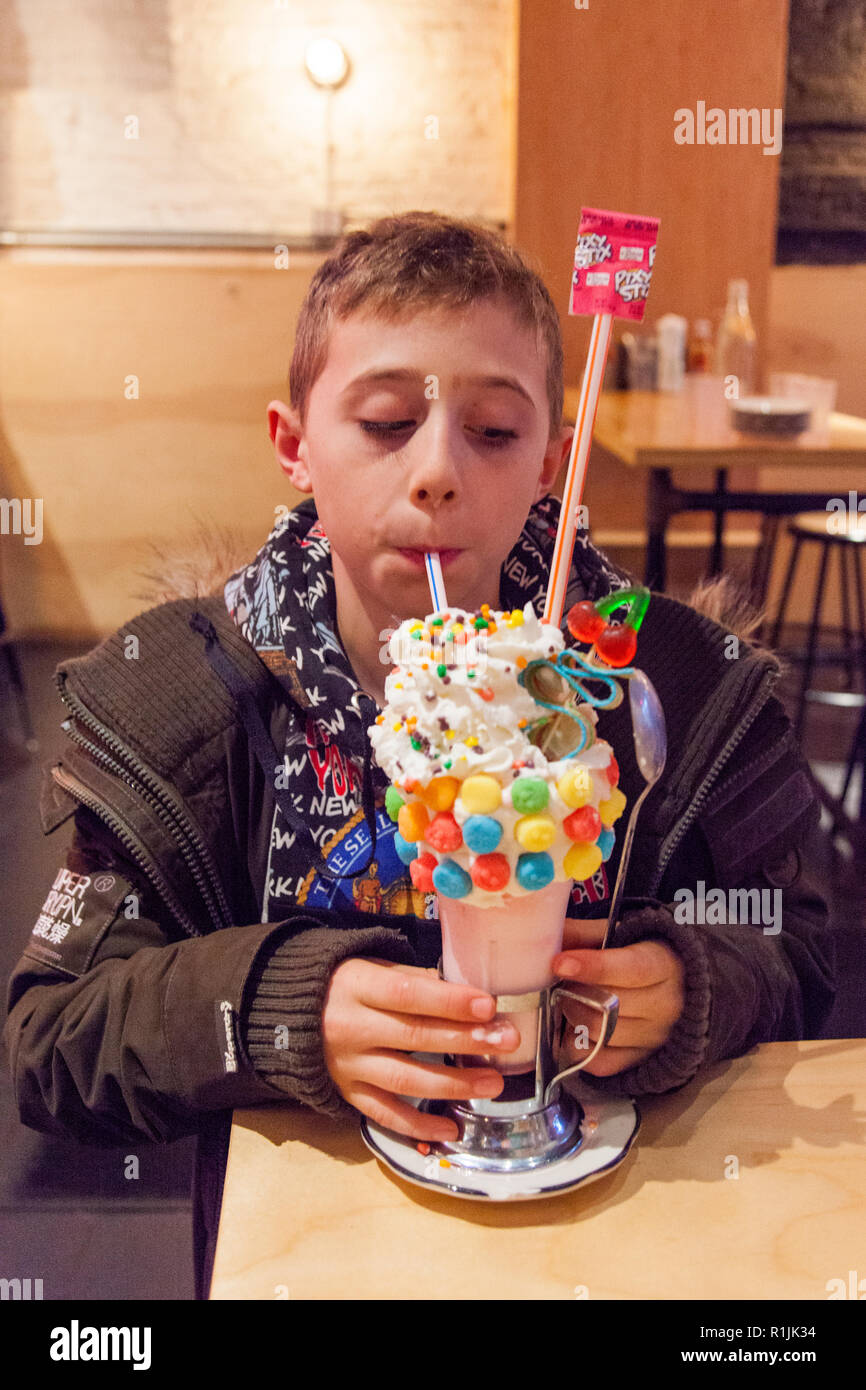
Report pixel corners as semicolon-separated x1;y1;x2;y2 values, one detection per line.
433;859;472;899
394;831;419;865
462;814;503;855
597;827;616;862
516;851;555;891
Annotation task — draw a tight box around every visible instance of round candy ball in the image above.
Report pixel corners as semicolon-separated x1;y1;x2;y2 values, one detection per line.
510;776;549;814
605;755;620;788
409;852;437;893
514;814;557;852
564;842;603;881
459;774;502;815
385;786;405;822
462;814;503;854
597;826;616;862
422;775;459;811
426;811;463;853
563;805;602;842
556;765;592;809
398;800;429;843
516;851;555;891
433;859;472;899
393;831;418;865
471;853;510;892
598;787;627;827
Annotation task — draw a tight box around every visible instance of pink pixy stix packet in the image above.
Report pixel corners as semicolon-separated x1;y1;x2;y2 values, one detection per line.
569;207;660;322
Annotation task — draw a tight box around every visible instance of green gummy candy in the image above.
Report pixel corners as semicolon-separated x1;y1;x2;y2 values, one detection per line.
385;786;405;822
511;776;549;813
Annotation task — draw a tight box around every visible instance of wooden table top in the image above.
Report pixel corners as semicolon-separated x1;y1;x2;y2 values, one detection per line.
562;387;866;471
210;1038;866;1300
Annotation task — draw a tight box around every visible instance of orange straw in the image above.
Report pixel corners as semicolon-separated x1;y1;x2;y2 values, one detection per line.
543;312;613;627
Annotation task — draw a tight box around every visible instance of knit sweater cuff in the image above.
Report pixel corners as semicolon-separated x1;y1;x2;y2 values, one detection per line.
578;903;713;1098
241;921;417;1122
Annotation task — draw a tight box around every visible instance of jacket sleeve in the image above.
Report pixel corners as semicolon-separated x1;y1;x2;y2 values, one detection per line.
4;803;416;1147
579;700;836;1099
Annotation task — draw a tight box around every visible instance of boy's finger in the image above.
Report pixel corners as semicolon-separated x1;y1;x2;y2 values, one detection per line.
347;1082;460;1143
562;1004;670;1052
558;977;680;1024
351;957;497;1022
580;1045;656;1077
562;918;607;950
352;1007;522;1058
355;1051;505;1103
553;939;677;989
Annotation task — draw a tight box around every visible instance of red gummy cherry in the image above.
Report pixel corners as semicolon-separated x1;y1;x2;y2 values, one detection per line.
563;805;602;841
594;622;637;667
605;755;619;787
426;811;463;852
410;852;437;893
567;601;605;644
471;852;511;891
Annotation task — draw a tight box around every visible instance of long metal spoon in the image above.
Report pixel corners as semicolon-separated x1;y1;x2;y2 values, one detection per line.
601;668;667;950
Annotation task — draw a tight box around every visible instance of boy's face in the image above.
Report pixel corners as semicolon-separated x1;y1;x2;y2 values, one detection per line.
268;293;572;624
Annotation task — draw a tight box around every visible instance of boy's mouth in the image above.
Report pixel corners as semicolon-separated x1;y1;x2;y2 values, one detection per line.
396;547;464;568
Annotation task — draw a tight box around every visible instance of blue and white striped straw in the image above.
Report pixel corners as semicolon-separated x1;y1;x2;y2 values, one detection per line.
424;551;448;613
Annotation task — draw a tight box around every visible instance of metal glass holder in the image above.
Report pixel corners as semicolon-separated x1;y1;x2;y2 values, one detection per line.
423;969;619;1172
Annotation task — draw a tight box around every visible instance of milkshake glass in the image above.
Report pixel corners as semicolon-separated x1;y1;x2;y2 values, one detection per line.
438;878;573;1074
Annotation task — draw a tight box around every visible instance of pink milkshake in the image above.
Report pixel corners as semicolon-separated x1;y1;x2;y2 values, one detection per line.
438;879;573;1073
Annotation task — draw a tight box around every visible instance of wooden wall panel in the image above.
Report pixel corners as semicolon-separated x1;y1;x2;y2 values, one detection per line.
514;0;791;387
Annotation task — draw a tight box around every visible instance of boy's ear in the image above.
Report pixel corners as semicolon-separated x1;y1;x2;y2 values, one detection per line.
535;424;574;501
267;399;313;494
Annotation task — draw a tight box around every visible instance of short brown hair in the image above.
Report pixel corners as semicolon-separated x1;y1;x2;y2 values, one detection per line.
289;210;564;440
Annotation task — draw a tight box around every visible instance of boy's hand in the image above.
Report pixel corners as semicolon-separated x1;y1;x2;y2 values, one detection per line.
553;919;685;1076
321;958;520;1143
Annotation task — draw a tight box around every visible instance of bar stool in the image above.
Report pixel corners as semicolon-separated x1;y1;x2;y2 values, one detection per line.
0;593;37;750
768;510;866;740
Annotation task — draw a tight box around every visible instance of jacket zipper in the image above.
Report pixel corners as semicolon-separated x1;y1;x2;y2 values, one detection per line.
55;673;232;930
649;666;781;896
51;762;201;938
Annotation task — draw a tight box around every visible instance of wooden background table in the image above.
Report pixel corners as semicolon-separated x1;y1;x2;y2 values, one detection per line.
565;387;866;590
210;1038;866;1300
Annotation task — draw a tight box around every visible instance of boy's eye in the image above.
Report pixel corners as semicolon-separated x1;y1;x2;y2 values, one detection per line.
359;420;416;434
359;421;517;447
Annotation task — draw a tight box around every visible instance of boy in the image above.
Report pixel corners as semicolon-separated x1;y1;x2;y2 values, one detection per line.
4;211;836;1300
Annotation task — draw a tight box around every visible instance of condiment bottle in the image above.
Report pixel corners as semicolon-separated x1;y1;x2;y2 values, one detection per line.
657;314;688;391
687;319;714;373
715;280;756;396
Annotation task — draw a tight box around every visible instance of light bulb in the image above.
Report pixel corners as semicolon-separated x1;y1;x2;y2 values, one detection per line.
304;37;349;89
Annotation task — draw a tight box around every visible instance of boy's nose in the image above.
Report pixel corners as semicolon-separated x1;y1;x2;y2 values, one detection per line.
406;433;460;507
412;478;456;504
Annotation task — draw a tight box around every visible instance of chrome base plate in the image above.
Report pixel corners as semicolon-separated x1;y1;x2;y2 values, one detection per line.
361;1065;640;1202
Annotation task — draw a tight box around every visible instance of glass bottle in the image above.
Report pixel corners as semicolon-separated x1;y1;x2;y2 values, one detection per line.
715;280;756;396
687;318;714;373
